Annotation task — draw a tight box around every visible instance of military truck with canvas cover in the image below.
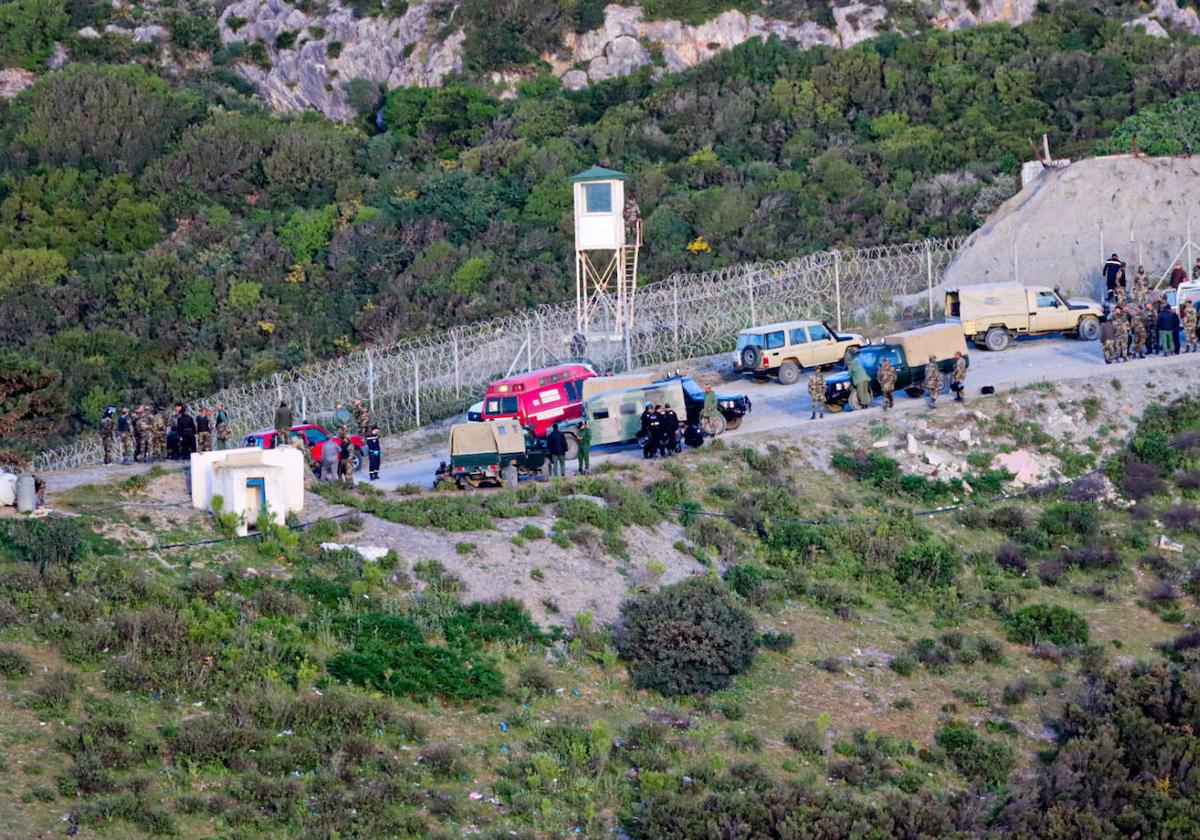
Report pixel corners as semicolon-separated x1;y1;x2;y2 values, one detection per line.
945;283;1102;351
578;380;687;446
448;420;546;488
823;323;968;410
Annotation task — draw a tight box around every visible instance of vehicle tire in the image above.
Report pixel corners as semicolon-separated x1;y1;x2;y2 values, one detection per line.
352;448;363;472
777;360;801;385
701;414;727;436
826;402;844;413
984;327;1010;352
1077;316;1100;341
848;389;866;411
740;345;762;370
904;386;924;398
723;416;742;431
455;477;468;491
564;435;579;461
465;477;483;490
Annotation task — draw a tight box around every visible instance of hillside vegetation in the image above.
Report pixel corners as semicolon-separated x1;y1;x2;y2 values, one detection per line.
2;2;1200;459
1;387;1200;837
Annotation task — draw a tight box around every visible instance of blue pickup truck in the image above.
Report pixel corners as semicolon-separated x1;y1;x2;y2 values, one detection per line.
822;324;968;411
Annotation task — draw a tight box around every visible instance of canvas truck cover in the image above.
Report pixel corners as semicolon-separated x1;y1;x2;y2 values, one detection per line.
581;372;658;402
490;420;527;455
450;423;498;456
584;381;685;445
884;323;967;364
950;284;1029;316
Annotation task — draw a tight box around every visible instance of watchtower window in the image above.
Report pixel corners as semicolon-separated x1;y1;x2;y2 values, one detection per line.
583;182;612;214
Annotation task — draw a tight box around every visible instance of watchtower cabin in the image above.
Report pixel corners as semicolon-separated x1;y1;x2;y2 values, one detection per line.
571;167;641;352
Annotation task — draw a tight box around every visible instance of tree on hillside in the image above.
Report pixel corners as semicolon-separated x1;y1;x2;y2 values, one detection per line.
8;64;200;175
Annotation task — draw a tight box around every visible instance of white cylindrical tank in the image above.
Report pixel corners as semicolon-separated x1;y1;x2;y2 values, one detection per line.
16;475;36;512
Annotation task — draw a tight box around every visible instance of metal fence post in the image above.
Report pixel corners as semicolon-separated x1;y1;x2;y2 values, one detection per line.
452;334;461;397
747;270;756;325
672;282;680;346
925;240;934;320
834;251;842;332
274;373;283;404
525;324;533;372
1189;216;1193;269
366;350;375;410
414;363;421;428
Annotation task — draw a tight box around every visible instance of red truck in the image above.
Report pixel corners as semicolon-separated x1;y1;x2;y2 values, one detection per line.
242;424;366;471
481;363;595;438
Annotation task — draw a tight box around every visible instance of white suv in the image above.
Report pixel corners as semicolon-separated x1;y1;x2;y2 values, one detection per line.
733;320;868;384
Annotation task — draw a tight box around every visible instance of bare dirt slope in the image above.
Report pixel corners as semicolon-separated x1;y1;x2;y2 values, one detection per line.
944;155;1200;295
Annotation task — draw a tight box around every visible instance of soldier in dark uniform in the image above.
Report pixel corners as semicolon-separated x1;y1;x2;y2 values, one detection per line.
640;404;655;459
366;426;382;481
661;405;680;456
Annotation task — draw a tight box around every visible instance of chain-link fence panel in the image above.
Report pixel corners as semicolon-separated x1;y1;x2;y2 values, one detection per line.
36;237;965;471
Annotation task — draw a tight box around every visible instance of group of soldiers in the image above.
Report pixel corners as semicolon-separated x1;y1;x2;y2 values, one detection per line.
806;351;968;418
99;403;230;465
1098;299;1200;363
272;398;381;484
639;403;684;458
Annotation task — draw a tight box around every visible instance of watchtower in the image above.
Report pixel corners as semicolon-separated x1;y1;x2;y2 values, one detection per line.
571;167;641;363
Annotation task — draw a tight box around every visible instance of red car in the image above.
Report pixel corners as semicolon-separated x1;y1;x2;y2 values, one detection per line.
242;424;366;471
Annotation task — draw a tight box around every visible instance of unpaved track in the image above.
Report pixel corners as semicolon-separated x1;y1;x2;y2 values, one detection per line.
42;334;1182;495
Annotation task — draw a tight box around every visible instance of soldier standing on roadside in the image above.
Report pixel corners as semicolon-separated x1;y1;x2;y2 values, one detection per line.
1100;315;1117;364
214;404;230;449
99;407;116;465
273;401;294;446
1185;301;1199;353
366;426;382;481
153;408;168;460
1130;305;1147;359
576;420;592;475
951;352;967;402
808;370;825;420
290;431;317;486
1112;305;1130;362
352;399;372;434
118;407;134;464
877;358;897;410
337;431;354;485
196;408;213;452
924;355;944;409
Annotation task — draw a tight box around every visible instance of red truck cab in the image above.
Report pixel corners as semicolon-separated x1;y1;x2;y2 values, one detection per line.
482;363;596;437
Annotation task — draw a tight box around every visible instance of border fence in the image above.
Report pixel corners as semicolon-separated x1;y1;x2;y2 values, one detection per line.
35;236;966;471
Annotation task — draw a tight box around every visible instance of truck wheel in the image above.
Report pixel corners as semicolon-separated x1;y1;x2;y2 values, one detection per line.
701;414;727;436
455;477;468;491
904;386;924;398
723;416;742;431
740;346;762;369
777;360;801;385
564;435;579;461
984;327;1010;352
352;448;363;472
826;402;844;413
848;389;866;410
1077;316;1100;341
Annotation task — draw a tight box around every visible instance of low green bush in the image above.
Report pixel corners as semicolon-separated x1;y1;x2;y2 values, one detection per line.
328;641;503;702
0;646;32;677
1006;604;1090;647
936;721;1014;786
616;577;755;696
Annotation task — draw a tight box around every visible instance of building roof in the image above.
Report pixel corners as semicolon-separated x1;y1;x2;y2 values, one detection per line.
569;166;629;183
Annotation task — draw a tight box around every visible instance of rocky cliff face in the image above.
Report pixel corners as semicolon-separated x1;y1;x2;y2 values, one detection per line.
210;0;1200;121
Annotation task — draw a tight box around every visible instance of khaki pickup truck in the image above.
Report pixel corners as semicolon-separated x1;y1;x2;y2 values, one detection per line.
945;284;1103;351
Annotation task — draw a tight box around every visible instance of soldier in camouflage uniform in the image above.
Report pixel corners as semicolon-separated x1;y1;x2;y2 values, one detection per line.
807;370;825;420
1143;304;1159;355
214;404;230;450
924;354;943;409
951;351;968;402
118;407;135;464
1131;265;1149;304
290;431;317;486
136;407;154;461
1111;306;1129;362
352;399;372;434
1184;302;1199;353
99;407;116;465
1130;305;1147;359
196;408;213;452
1099;316;1117;364
877;358;897;410
154;408;169;459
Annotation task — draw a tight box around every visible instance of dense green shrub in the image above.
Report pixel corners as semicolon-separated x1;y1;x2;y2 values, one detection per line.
327;641;504;701
722;563;782;604
442;598;544;647
616;577;755;696
935;721;1014;786
1006;604;1090;647
0;646;32;677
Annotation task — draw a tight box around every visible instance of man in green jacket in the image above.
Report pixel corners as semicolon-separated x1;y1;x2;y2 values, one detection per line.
576;420;592;475
847;349;871;410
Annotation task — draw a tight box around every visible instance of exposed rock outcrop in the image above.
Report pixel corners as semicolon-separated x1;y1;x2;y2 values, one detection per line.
0;68;37;99
212;0;1195;122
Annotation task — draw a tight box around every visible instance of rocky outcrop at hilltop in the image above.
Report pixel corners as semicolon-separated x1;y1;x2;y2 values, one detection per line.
214;0;1199;122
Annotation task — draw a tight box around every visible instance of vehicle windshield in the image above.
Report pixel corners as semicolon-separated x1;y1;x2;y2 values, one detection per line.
856;345;901;371
736;334;762;351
